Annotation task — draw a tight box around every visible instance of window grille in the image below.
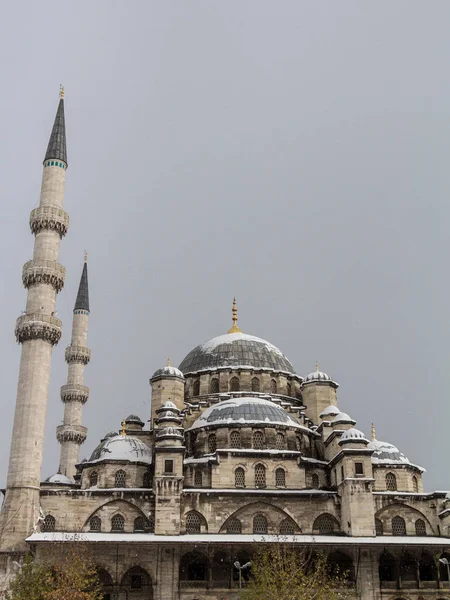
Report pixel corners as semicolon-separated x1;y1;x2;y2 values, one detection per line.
276;433;285;450
210;378;219;393
253;514;268;534
230;377;240;391
375;519;383;536
392;516;406;536
230;431;241;448
111;514;125;532
186;512;202;534
386;472;397;491
194;469;202;487
253;431;264;449
89;471;98;487
311;473;319;488
41;515;55;532
89;516;101;532
415;518;426;536
412;476;418;493
235;467;245;487
208;434;217;453
279;518;295;535
134;517;146;532
143;471;151;488
115;470;126;488
251;377;260;392
314;514;336;534
271;379;277;394
226;517;242;534
193;380;200;396
254;464;266;488
275;468;285;487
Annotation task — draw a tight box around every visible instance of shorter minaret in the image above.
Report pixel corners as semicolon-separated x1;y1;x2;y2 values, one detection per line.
57;255;90;478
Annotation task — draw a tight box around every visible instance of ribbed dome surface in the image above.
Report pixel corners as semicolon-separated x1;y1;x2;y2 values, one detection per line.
179;332;294;374
367;439;410;464
151;365;184;379
89;435;152;464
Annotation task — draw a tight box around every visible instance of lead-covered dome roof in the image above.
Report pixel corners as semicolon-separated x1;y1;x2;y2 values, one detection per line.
367;439;410;465
88;435;153;465
179;332;295;374
188;397;302;431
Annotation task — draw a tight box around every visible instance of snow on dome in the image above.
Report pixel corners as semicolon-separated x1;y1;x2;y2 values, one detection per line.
125;414;144;425
100;431;118;442
88;435;152;465
44;473;74;485
156;426;184;439
367;439;411;465
340;428;368;442
161;401;177;410
304;370;331;383
331;412;356;425
179;332;295;374
151;365;184;380
319;405;340;419
188;397;302;431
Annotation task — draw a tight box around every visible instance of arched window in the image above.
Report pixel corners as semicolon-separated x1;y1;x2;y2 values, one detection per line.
400;553;416;583
253;514;268;534
392;516;406;536
251;377;260;392
419;552;436;582
111;514;125;532
180;551;208;584
208;433;217;453
295;436;302;451
230;430;241;448
286;382;291;397
193;380;200;396
415;518;426;536
375;518;383;536
226;517;242;534
275;433;285;450
194;469;202;487
134;516;146;532
235;467;245;488
253;431;264;449
89;516;101;532
186;511;205;534
143;471;151;488
279;518;296;535
210;378;219;394
386;472;397;491
41;515;55;532
379;551;397;582
212;551;231;588
254;464;266;488
275;468;285;487
313;514;338;535
115;470;126;488
89;471;98;487
412;475;418;493
311;473;319;488
230;377;240;391
270;379;277;394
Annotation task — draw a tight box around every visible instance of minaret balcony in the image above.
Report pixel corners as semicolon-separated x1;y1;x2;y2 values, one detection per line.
15;313;62;345
65;345;91;365
22;260;66;292
56;424;87;445
29;206;69;238
60;384;90;404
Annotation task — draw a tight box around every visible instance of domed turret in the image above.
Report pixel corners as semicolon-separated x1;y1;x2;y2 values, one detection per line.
150;358;186;424
339;427;369;445
151;364;185;381
301;362;339;426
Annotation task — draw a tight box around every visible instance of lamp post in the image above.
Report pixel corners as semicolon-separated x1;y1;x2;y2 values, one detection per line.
439;557;450;586
234;561;251;589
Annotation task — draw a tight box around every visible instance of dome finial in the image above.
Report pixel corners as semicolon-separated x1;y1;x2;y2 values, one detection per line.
59;84;65;99
84;250;88;263
316;360;319;372
228;297;242;333
121;420;126;436
371;422;376;440
167;356;171;366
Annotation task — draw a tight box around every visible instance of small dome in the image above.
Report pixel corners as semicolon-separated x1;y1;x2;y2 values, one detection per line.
100;431;118;442
125;414;144;425
88;435;152;465
162;400;177;410
151;365;184;380
319;405;340;419
44;473;74;485
188;397;302;431
340;427;368;442
156;426;184;440
304;370;331;383
179;332;295;374
331;412;356;425
367;439;410;465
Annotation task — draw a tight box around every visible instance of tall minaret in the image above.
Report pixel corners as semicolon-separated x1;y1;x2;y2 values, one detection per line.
0;89;69;552
57;257;90;478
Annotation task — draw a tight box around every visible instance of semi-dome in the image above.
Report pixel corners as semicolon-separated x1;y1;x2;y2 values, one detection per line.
179;332;295;374
188;397;302;431
151;365;184;380
367;439;410;465
88;435;152;465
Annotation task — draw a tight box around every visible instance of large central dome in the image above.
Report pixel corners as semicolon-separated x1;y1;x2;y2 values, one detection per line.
179;332;295;374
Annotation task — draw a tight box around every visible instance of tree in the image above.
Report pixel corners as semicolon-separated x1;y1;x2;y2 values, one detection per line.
240;542;357;600
5;544;102;600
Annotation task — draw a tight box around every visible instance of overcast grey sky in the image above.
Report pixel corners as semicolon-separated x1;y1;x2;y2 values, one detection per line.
0;1;449;491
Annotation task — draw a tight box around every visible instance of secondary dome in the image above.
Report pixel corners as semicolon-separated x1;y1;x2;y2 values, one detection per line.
367;439;410;465
151;364;184;380
44;473;74;485
179;332;294;374
88;435;152;465
188;397;302;431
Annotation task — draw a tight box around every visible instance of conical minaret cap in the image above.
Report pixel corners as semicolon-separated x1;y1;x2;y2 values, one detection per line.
74;260;89;312
44;88;67;165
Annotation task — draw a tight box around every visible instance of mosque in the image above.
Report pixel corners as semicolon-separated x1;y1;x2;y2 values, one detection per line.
1;91;450;600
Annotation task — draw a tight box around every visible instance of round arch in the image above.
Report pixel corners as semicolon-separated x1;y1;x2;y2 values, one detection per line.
120;565;153;597
218;501;300;534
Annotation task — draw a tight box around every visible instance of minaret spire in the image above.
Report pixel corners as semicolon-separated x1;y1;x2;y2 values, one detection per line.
1;90;69;551
57;258;91;478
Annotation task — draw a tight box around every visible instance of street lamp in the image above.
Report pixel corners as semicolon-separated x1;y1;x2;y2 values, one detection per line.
234;561;251;589
439;557;450;586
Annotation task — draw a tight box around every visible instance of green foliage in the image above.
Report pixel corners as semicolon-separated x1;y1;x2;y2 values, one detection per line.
241;543;357;600
6;545;102;600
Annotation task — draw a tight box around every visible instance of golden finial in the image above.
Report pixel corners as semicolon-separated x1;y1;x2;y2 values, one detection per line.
228;297;242;334
84;250;88;263
371;423;376;440
316;360;319;372
167;356;171;366
59;85;65;99
121;420;126;436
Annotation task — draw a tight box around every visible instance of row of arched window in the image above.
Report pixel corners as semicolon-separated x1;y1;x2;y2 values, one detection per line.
385;472;418;493
380;551;450;586
233;465;286;488
89;514;154;533
191;377;295;397
205;430;305;453
376;516;426;536
88;470;152;489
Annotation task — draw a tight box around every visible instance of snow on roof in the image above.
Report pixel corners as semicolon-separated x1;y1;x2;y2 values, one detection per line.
44;473;74;485
151;365;184;379
319;405;340;418
87;435;153;465
199;332;283;355
367;438;424;469
331;412;356;425
340;428;369;443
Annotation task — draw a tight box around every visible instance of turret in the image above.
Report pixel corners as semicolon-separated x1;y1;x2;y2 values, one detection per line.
1;89;69;551
57;257;90;478
150;359;185;427
301;362;338;425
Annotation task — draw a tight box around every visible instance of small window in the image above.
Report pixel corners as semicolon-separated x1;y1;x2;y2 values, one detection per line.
230;376;240;391
275;468;285;487
194;469;202;487
279;518;295;535
375;518;383;536
51;161;54;166
286;382;291;397
89;471;98;487
164;459;174;474
226;517;242;534
295;436;302;451
230;431;241;448
355;462;364;476
193;380;200;396
392;516;406;536
134;517;146;532
275;433;285;450
314;514;336;535
270;379;277;394
255;464;266;488
311;473;319;488
251;377;260;392
143;471;151;488
210;378;219;393
386;472;397;491
253;514;268;534
412;475;418;493
235;467;245;488
89;516;101;532
41;515;55;532
415;518;426;536
186;512;201;534
253;431;264;449
208;433;217;453
340;466;344;481
111;514;125;532
114;470;126;487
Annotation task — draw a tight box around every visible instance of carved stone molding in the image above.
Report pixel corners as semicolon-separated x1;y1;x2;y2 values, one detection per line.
22;260;66;292
56;425;87;445
29;206;69;238
65;345;91;365
15;313;62;345
60;384;89;404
